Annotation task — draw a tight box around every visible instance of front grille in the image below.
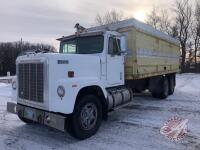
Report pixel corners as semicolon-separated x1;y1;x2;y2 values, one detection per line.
18;63;44;103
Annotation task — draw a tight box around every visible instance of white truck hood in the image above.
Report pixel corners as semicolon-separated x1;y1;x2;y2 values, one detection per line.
17;52;101;78
16;52;101;111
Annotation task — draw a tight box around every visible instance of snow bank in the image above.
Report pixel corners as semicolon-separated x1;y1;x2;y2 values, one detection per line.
0;83;11;98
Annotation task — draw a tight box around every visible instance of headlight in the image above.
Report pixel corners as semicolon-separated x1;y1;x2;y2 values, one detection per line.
57;86;65;98
12;81;16;90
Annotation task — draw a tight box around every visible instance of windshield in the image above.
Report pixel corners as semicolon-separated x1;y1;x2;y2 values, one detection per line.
60;35;104;54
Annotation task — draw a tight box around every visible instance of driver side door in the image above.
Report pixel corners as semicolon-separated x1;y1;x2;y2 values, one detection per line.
106;35;124;86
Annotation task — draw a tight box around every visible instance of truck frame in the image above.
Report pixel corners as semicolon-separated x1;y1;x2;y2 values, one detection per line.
7;18;180;140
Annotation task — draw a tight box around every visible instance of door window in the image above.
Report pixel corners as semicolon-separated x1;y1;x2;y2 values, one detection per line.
108;37;121;55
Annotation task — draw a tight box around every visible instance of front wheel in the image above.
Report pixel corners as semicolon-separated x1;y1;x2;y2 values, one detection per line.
67;95;102;140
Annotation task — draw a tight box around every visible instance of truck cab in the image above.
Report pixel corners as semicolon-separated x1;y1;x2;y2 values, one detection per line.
7;30;132;139
58;31;125;87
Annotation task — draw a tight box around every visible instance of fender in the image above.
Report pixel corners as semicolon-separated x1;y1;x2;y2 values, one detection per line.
49;77;107;114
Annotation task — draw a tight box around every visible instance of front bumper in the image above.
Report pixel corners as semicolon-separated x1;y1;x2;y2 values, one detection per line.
7;102;67;132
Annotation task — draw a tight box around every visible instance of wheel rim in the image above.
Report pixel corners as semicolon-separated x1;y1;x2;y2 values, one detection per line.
80;103;98;130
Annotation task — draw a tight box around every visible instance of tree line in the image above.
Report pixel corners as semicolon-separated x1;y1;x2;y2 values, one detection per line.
95;0;200;72
0;41;55;76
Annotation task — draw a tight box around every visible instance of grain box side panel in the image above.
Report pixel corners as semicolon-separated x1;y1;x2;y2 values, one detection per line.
135;30;180;79
119;27;137;80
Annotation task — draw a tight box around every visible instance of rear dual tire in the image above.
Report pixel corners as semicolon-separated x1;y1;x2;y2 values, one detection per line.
168;75;175;95
161;77;169;99
151;76;170;99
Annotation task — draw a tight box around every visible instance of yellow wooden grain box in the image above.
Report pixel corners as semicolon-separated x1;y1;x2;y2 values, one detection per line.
89;18;180;80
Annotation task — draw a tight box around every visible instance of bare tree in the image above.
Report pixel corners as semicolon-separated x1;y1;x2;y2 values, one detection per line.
159;10;174;35
171;25;179;38
95;10;125;25
174;0;192;71
146;7;161;30
146;7;173;35
192;1;200;70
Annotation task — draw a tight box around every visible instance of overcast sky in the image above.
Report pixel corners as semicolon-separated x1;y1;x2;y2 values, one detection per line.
0;0;176;49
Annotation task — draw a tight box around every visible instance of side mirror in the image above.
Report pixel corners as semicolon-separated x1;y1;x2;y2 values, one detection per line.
120;36;127;54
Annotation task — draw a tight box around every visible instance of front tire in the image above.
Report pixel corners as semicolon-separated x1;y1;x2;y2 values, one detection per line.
67;95;102;140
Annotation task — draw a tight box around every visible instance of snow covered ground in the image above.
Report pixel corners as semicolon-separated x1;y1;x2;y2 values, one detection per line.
0;74;199;150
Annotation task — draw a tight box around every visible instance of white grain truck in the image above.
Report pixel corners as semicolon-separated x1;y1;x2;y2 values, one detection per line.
7;18;180;139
